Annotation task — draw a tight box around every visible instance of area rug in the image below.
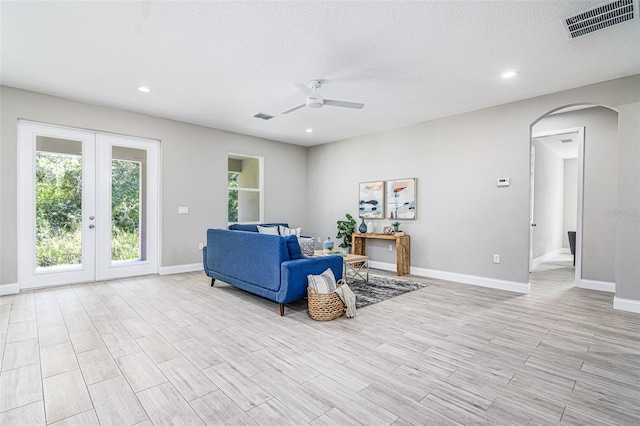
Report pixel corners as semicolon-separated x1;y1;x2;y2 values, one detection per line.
347;275;428;309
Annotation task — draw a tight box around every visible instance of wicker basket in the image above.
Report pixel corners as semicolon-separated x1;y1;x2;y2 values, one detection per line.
307;282;345;321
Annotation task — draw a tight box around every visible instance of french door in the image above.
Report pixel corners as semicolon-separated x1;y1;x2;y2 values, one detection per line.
18;121;159;289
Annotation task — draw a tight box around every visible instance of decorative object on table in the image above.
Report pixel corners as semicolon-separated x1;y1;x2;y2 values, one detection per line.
323;236;334;254
358;217;368;233
366;221;374;234
348;274;427;309
298;236;316;257
392;221;401;232
383;226;394;235
336;213;356;251
386;178;416;219
359;181;384;219
394;231;405;236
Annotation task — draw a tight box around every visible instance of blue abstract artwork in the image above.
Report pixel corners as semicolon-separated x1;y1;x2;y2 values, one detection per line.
359;181;384;219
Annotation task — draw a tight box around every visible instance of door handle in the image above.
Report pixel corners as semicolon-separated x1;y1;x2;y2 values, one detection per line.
89;224;95;229
89;216;95;220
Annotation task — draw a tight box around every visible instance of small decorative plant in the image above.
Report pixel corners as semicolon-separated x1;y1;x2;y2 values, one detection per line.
392;221;401;232
336;213;356;249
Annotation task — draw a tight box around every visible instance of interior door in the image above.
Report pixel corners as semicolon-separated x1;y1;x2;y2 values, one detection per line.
529;145;536;272
18;121;158;289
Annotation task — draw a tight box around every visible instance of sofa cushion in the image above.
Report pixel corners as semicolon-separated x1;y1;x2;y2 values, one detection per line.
284;235;304;260
308;268;338;294
229;223;289;232
257;225;280;235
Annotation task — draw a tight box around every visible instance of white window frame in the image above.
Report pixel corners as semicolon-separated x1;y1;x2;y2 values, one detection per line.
227;153;264;224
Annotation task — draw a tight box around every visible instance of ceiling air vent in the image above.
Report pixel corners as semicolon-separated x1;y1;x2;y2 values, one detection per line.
253;112;274;120
563;0;637;38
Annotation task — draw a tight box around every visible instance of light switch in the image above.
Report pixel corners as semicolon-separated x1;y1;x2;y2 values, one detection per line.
178;206;189;214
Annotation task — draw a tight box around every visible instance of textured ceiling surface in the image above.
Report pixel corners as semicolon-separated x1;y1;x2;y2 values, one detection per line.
2;1;639;146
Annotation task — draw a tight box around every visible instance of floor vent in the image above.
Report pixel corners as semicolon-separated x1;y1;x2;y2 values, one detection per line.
563;0;637;38
253;112;274;120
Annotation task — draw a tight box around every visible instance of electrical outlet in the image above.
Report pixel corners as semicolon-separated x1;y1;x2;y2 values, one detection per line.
198;243;204;250
389;244;393;251
317;236;321;243
493;254;500;263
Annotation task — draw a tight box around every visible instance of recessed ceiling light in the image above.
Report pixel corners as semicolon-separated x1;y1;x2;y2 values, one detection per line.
501;71;519;79
137;86;151;93
305;128;313;133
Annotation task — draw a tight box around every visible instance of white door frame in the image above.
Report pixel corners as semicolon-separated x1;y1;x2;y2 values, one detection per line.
530;126;585;286
96;132;159;281
18;121;97;289
18;120;159;289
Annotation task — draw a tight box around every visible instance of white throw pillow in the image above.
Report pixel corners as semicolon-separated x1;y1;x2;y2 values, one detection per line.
279;225;301;237
307;268;337;294
257;225;279;235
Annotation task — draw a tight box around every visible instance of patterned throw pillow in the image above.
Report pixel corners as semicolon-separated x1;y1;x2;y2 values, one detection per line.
298;237;315;257
279;225;301;236
257;225;279;235
307;268;337;294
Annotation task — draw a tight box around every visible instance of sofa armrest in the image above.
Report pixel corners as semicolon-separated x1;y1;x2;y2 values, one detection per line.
279;256;344;304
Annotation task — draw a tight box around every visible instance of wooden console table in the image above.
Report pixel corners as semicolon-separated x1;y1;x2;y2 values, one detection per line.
352;233;410;276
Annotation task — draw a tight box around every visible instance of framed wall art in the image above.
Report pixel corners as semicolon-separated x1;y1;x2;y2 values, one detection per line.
386;178;416;219
359;181;384;219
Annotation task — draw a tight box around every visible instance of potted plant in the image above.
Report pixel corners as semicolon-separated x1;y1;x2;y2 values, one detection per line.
392;221;401;232
336;213;356;252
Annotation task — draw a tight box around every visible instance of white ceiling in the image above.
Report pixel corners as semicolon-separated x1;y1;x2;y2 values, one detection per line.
534;132;580;159
2;1;639;147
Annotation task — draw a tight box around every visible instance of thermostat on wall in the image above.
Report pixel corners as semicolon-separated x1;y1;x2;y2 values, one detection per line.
497;178;510;187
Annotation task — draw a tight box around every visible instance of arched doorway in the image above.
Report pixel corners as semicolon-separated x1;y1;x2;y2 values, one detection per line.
529;105;619;292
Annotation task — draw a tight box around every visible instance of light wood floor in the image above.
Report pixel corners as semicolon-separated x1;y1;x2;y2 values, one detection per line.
1;255;639;425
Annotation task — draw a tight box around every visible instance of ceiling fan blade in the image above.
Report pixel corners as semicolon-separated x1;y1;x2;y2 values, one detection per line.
281;104;306;114
324;99;364;109
294;82;315;97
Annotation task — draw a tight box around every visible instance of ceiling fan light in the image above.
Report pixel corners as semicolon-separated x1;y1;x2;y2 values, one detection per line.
306;98;323;108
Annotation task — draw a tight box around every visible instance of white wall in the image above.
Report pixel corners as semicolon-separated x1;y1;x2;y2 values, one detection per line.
563;158;578;249
0;86;308;283
531;140;564;260
2;75;639;304
307;75;639;298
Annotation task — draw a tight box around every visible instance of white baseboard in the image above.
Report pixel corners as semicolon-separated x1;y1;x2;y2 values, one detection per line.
159;263;203;275
0;283;20;296
368;261;530;294
578;279;615;293
613;297;640;313
532;248;569;268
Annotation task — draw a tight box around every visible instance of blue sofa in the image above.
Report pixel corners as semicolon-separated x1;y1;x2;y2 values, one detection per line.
203;225;343;316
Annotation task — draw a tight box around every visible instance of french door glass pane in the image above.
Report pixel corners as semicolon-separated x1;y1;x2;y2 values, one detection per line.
111;147;145;263
35;137;83;269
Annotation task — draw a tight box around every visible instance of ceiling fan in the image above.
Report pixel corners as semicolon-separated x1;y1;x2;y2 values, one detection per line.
281;80;364;115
